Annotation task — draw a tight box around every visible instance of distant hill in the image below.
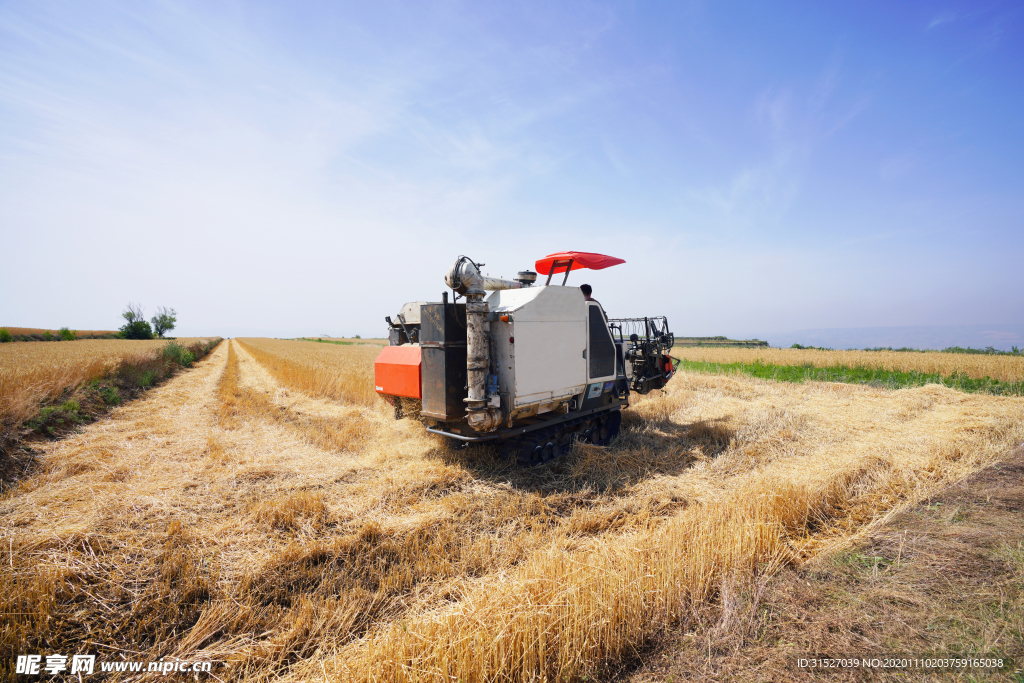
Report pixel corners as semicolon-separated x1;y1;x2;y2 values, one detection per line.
765;324;1024;351
674;336;768;348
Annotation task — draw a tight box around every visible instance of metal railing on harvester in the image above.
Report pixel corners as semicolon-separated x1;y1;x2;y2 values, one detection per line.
607;316;675;353
607;317;677;394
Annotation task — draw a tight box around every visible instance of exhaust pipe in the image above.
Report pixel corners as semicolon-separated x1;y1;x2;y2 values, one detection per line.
444;257;515;432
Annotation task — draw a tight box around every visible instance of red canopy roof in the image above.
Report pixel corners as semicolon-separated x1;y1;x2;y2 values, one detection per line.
535;251;626;275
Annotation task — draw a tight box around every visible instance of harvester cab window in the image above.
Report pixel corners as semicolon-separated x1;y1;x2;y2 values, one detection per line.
588;304;616;380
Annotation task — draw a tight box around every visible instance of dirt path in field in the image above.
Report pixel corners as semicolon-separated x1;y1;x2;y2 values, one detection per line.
1;341;229;533
2;339;1023;683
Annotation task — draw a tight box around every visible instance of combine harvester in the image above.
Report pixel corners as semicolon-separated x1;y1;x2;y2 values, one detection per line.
375;252;677;465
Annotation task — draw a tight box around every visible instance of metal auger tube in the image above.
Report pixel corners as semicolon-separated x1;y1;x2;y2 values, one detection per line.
465;292;501;430
444;256;505;432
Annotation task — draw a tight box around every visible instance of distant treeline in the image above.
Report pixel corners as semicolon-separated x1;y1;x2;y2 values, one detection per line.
0;327;122;343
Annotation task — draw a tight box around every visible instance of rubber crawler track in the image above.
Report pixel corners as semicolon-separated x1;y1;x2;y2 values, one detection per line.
501;409;623;466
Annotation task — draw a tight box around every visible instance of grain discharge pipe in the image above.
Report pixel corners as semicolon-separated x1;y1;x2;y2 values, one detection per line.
444;256;522;432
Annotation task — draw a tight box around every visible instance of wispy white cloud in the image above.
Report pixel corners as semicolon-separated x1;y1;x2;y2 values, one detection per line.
685;60;868;230
928;11;959;30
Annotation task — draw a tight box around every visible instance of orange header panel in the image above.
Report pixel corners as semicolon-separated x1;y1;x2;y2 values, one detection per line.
374;345;422;399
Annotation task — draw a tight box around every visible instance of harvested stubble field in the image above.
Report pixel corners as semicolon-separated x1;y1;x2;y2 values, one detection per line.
1;339;1023;681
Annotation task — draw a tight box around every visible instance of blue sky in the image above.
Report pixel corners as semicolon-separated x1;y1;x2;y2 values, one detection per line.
2;1;1021;341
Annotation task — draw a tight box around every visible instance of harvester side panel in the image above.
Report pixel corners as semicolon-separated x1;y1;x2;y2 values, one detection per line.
420;302;468;420
512;320;586;405
488;287;588;408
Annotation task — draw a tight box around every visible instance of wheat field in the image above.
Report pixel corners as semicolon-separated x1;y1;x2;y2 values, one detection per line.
0;338;216;436
672;346;1024;382
1;339;1022;681
237;338;385;406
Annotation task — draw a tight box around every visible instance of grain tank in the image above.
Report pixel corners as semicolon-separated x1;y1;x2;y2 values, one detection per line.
375;251;677;465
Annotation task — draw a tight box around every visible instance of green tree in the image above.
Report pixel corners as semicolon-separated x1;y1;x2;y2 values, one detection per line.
0;328;11;343
119;303;154;340
151;307;177;338
59;327;76;341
